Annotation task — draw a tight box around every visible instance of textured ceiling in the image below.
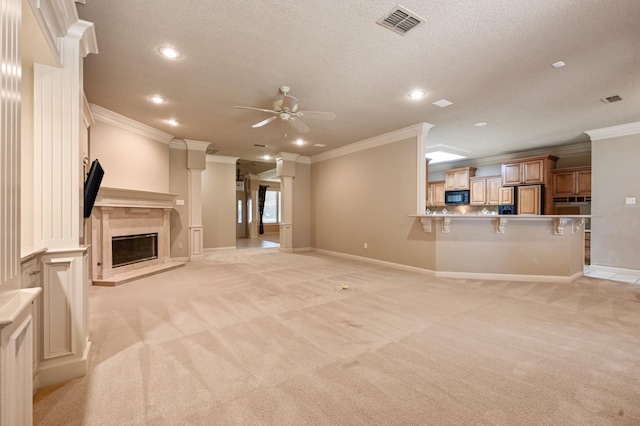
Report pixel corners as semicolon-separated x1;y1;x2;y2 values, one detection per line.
77;0;640;163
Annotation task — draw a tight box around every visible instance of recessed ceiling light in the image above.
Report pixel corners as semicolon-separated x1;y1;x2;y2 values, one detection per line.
158;46;181;59
474;122;487;127
149;95;166;104
167;118;180;126
425;151;466;164
314;144;327;147
432;99;453;108
551;60;566;68
263;155;272;160
294;138;305;146
408;89;426;100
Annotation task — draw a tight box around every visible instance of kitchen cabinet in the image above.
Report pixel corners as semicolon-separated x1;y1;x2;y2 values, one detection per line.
499;186;514;205
501;155;558;186
517;185;542;215
445;167;476;190
470;175;502;205
428;181;445;207
552;166;591;197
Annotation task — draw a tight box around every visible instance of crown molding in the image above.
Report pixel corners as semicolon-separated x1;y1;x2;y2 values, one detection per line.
67;19;98;57
184;139;212;152
311;122;433;164
206;155;238;164
296;155;311;164
169;139;186;150
585;121;640;141
274;152;300;162
90;104;174;144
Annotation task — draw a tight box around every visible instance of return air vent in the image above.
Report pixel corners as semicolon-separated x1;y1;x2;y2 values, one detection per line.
377;5;423;35
601;94;623;104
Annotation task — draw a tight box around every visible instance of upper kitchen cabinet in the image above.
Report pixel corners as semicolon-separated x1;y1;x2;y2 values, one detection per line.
445;167;477;190
552;166;591;198
427;181;446;207
470;175;502;205
501;155;558;186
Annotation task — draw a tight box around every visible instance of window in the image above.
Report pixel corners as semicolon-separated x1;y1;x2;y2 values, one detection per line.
263;190;281;223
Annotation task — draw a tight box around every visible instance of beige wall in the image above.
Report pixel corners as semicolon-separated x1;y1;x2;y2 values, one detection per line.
169;148;189;258
293;161;311;249
591;132;640;270
311;137;434;269
202;158;236;248
90;120;170;192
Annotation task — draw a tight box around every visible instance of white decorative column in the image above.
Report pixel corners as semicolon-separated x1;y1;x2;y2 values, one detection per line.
275;153;299;252
247;174;261;239
416;122;434;215
32;20;98;387
185;140;211;260
0;0;42;424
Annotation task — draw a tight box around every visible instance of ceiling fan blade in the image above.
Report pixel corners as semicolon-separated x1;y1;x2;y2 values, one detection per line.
281;94;298;112
233;106;279;114
297;111;336;120
252;115;278;128
289;117;310;133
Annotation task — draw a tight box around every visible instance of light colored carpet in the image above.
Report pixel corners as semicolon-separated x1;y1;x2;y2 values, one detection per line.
34;248;640;425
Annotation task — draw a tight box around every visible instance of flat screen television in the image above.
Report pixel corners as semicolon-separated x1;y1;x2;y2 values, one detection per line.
84;159;104;218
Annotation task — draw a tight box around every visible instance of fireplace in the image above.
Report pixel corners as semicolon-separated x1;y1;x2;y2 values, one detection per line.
91;187;184;285
112;233;158;268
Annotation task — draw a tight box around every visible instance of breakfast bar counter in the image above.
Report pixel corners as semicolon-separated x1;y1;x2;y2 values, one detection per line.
408;214;590;282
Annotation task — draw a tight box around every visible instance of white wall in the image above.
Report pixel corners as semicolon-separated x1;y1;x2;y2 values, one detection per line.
89;119;170;193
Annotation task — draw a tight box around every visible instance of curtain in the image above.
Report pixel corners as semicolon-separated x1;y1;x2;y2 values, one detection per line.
258;185;267;235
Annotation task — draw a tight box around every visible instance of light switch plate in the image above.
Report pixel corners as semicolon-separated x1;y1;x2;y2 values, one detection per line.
176;199;185;206
625;197;636;205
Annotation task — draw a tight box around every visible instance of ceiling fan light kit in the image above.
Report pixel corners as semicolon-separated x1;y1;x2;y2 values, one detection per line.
233;86;336;134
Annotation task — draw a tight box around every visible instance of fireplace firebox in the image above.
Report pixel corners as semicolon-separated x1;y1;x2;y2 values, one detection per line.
112;233;158;268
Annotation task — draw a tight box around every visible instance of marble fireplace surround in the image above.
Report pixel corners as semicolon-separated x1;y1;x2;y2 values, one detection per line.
91;187;184;285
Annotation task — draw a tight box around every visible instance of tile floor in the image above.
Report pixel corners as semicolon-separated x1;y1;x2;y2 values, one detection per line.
583;265;640;284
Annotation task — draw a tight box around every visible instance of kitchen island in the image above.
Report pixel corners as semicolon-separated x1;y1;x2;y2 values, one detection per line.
409;214;589;282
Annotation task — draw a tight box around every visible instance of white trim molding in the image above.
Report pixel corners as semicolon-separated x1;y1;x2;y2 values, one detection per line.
184;139;212;152
311;122;432;164
206;155;239;164
585;121;640;141
90;104;175;144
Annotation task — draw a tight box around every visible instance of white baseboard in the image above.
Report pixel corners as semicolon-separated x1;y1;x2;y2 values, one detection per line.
588;264;640;277
36;341;91;388
313;248;436;276
313;248;582;282
292;247;312;253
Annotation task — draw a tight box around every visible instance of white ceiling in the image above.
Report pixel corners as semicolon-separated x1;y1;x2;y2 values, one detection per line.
77;0;640;163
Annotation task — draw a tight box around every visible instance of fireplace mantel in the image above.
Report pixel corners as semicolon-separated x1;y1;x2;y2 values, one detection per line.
95;187;178;209
91;187;183;285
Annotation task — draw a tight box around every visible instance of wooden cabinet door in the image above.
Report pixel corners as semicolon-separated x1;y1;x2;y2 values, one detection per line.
469;178;487;205
522;159;544;183
454;170;470;190
517;185;541;215
486;177;502;205
576;169;591;195
433;182;445;206
499;186;514;205
502;163;522;185
552;170;577;196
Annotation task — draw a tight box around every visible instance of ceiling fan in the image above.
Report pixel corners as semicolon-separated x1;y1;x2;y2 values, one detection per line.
233;86;336;134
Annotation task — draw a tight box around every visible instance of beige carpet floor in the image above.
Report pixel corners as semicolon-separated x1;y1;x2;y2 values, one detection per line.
34;248;640;425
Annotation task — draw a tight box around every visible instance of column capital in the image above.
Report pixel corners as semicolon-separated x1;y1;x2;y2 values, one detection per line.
275;153;299;178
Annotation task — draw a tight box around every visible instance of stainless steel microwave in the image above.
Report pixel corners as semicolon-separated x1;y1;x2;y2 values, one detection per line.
444;190;470;205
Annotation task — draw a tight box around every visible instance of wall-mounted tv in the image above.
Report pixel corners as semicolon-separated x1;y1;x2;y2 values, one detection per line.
84;159;104;219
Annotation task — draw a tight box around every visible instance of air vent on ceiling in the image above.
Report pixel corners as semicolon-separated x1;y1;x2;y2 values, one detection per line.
377;5;423;35
601;94;624;104
253;143;268;148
